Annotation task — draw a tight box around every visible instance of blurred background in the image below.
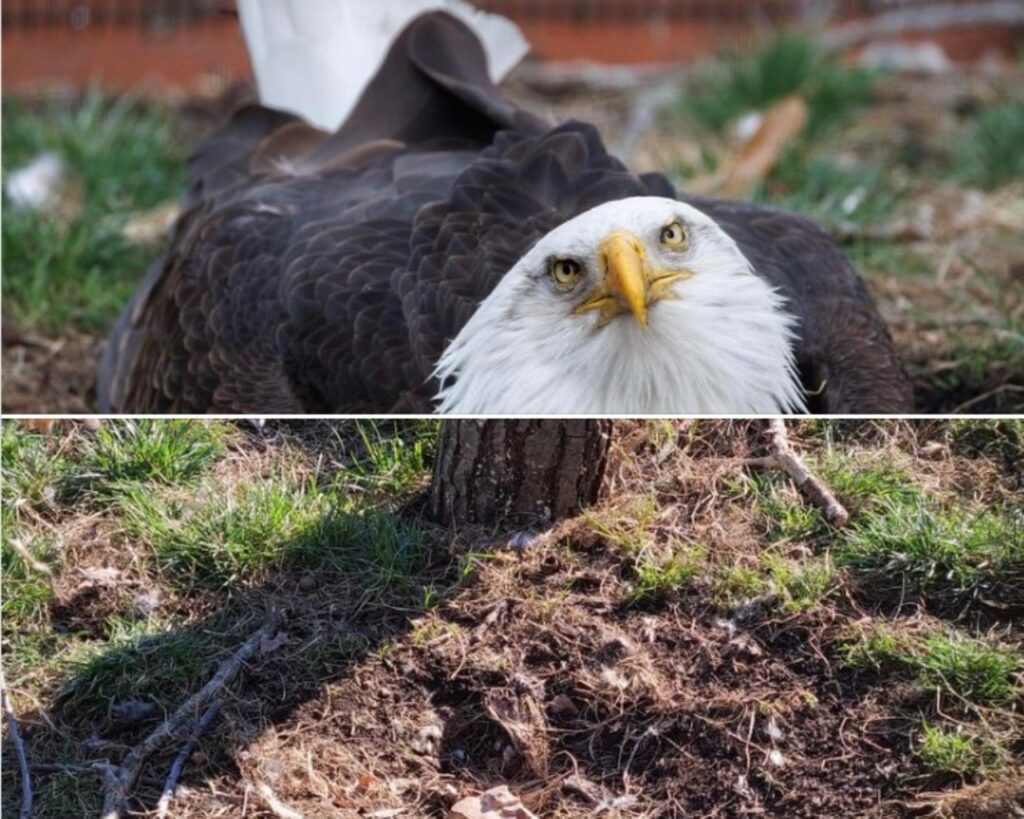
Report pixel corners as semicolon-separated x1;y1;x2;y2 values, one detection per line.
2;0;1023;412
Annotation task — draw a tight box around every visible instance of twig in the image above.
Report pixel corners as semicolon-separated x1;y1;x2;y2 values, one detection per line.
821;1;1024;53
747;420;849;527
100;612;283;819
155;701;221;819
255;781;304;819
2;683;34;819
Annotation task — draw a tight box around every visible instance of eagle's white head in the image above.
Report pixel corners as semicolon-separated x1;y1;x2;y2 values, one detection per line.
434;196;804;414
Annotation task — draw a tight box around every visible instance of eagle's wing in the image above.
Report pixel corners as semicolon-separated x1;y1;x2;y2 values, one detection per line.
684;196;912;413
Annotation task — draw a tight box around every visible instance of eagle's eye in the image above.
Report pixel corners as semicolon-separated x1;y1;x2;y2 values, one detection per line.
660;221;687;249
550;258;584;289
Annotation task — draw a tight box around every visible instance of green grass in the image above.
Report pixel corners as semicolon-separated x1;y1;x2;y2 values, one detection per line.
59;615;216;718
744;452;920;543
739;447;1022;614
2;91;185;334
715;563;770;603
73;420;225;498
755;151;901;229
946;419;1024;460
630;546;705;603
763;554;835;613
952;101;1024;190
1;422;73;520
349;420;436;494
917;723;1002;779
119;470;430;595
840;625;1019;706
837;498;1024;614
681;33;876;137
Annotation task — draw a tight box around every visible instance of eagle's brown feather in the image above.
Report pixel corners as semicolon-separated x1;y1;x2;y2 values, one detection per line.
99;12;910;414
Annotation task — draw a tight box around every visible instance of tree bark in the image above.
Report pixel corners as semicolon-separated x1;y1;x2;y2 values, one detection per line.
430;420;612;527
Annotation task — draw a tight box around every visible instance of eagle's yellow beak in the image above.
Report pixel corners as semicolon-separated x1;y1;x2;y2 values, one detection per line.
574;231;690;327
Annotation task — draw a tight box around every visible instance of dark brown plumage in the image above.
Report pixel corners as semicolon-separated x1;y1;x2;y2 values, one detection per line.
98;11;911;414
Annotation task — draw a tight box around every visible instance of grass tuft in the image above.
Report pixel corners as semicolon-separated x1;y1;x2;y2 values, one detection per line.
682;33;876;136
917;723;1003;778
837;498;1024;614
74;420;224;498
840;625;1019;706
952;101;1024;190
630;546;705;603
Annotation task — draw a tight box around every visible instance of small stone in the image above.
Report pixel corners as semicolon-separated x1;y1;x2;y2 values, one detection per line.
450;785;538;819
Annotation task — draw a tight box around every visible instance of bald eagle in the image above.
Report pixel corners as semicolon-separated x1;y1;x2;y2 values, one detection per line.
99;11;911;414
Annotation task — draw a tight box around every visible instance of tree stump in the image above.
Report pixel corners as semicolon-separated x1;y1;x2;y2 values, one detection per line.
430;420;612;527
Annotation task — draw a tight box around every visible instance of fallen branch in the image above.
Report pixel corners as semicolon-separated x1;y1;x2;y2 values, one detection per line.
822;1;1024;53
155;701;221;819
2;683;33;819
747;420;849;527
100;612;283;819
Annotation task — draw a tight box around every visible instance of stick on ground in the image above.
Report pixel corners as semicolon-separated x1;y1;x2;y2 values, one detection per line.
2;684;34;819
748;419;850;527
155;701;221;819
100;611;283;819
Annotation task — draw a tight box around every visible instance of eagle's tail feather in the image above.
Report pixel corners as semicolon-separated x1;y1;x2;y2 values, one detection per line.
236;0;529;132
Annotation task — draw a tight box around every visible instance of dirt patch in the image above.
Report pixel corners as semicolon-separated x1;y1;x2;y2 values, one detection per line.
215;523;913;818
1;326;104;413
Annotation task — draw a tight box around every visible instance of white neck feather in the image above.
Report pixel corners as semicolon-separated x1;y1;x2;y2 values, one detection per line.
433;204;806;414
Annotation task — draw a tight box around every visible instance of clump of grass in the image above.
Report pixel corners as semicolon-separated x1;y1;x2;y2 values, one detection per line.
119;476;330;588
120;472;429;595
953;101;1024;189
745;453;919;543
349;420;435;494
915;633;1019;706
2;91;185;334
715;563;771;604
837;497;1023;613
764;554;835;613
72;420;225;500
630;546;705;603
682;33;875;136
1;423;73;519
917;723;1003;779
840;625;1019;706
584;495;658;551
839;623;910;674
946;419;1024;460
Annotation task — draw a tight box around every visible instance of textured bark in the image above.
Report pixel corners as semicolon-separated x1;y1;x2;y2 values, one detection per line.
430;420;612;527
